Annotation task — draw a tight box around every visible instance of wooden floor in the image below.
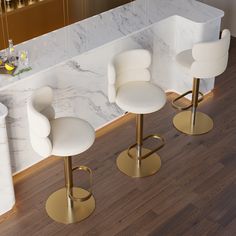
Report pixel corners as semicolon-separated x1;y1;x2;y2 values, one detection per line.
1;37;236;236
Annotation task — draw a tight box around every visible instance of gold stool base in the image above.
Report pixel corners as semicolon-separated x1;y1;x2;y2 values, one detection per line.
173;111;213;135
46;187;95;224
116;148;161;178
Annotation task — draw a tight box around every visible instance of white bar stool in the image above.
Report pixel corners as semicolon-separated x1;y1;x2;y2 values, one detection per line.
108;49;166;178
172;29;231;135
27;87;95;224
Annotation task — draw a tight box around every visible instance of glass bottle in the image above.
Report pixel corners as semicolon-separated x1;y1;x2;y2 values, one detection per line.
7;39;17;66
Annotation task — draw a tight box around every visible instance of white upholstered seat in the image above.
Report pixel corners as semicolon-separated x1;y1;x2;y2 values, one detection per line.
27;86;95;158
176;29;231;78
175;49;193;71
108;49;166;114
172;29;231;135
50;117;95;157
27;86;96;224
107;49;166;178
116;81;166;114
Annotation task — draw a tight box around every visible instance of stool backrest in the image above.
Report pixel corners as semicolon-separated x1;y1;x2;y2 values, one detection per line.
108;49;151;102
27;87;54;157
191;29;231;78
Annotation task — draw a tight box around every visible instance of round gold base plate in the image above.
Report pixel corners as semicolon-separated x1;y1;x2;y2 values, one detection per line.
45;187;95;224
173;111;213;135
116;148;161;178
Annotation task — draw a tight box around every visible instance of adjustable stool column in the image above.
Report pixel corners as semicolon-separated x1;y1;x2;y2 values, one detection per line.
108;49;166;177
27;87;95;224
172;29;231;135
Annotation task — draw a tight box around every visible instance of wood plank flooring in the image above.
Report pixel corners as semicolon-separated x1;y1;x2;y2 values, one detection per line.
0;37;236;236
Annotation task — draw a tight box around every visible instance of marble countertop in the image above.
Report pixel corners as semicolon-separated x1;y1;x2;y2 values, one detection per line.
0;0;223;90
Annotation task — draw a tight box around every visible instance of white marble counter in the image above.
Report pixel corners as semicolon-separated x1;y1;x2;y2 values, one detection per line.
0;0;223;90
0;0;223;175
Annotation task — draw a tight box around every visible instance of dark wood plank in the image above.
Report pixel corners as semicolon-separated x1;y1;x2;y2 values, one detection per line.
149;204;201;236
115;210;158;236
182;219;221;236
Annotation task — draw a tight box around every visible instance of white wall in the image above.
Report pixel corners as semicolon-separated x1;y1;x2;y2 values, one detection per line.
199;0;236;36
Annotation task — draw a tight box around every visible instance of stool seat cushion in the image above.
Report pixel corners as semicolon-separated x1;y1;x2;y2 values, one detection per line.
50;117;95;157
116;81;166;114
176;49;194;70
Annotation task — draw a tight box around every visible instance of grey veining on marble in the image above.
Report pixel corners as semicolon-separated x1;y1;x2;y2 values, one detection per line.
0;0;223;90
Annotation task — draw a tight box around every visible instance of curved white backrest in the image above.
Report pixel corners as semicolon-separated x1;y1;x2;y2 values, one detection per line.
191;29;231;78
108;49;152;102
113;49;151;73
27;86;54;157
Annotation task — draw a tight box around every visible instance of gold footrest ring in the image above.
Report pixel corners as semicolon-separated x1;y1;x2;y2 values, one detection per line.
69;165;93;202
127;134;165;160
172;90;204;110
116;134;165;178
117;148;161;178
